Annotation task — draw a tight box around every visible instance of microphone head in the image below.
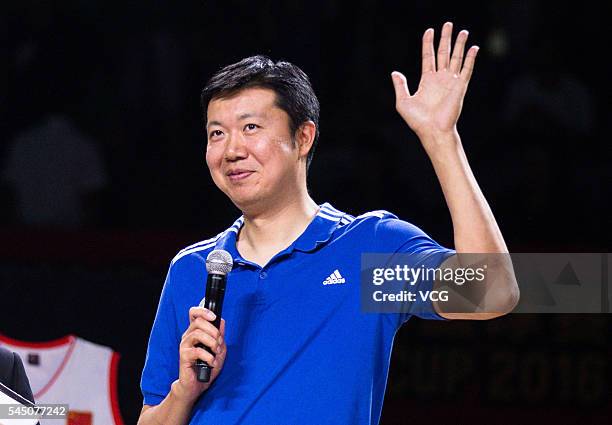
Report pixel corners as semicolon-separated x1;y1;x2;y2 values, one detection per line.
206;249;233;275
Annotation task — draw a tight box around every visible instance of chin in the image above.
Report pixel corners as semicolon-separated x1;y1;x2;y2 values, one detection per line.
227;191;262;210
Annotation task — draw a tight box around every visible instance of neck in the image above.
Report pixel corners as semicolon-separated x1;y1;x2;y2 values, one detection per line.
241;195;319;246
237;194;319;266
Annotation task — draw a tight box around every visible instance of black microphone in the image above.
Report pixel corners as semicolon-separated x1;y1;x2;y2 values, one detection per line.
196;249;233;383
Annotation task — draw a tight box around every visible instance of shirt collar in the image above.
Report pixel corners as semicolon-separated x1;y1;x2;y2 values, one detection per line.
213;216;243;263
213;202;347;262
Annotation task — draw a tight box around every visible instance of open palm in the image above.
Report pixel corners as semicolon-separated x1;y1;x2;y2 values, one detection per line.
392;22;479;140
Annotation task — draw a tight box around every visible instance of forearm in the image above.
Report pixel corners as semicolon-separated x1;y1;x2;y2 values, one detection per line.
137;381;197;425
421;130;519;316
422;129;507;253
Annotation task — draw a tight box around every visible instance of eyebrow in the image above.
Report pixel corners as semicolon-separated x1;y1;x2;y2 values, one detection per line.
207;113;264;129
237;113;263;120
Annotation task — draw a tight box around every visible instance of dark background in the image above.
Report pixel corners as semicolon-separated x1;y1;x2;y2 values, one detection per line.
1;1;609;424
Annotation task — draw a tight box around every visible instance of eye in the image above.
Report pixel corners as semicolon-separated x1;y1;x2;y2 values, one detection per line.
244;123;259;132
209;129;224;139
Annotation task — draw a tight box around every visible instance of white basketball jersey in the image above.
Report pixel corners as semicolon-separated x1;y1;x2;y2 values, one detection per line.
0;334;123;425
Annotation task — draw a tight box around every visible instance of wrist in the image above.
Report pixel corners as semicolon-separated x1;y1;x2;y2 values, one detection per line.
418;129;462;161
170;380;200;406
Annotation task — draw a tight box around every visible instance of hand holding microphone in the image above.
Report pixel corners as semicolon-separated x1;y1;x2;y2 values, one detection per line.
173;250;232;403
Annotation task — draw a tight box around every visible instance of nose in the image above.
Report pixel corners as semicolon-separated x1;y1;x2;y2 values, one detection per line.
223;132;248;162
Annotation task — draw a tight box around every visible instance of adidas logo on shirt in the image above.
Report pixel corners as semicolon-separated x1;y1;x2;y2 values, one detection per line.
322;269;346;285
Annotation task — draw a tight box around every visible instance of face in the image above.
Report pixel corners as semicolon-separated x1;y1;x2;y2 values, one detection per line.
205;87;306;212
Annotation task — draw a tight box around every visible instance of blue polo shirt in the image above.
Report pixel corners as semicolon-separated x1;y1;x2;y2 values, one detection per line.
141;202;454;424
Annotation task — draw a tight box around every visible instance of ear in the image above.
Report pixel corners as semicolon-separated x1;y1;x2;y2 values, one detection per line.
295;121;316;160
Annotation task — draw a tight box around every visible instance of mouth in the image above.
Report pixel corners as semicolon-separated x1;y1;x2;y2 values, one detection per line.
226;170;254;182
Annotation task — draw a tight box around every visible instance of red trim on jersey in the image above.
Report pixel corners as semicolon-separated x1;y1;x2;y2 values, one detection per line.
34;335;77;398
0;333;74;348
109;352;125;425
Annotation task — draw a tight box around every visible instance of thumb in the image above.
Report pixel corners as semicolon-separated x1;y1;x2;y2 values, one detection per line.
391;71;411;100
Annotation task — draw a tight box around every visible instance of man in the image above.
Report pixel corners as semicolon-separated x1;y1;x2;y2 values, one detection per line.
138;22;519;424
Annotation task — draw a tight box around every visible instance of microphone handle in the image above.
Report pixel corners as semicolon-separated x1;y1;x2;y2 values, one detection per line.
196;273;226;382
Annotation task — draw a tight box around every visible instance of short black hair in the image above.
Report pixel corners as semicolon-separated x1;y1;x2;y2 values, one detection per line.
201;55;320;170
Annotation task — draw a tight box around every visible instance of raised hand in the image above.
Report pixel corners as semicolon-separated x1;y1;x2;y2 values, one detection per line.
391;22;478;147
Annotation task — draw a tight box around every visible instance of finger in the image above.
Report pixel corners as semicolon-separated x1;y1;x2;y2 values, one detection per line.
184;329;221;353
217;319;226;349
215;343;227;366
181;346;215;365
391;71;411;101
421;28;435;74
189;306;216;323
437;21;453;70
449;29;469;74
182;316;221;340
460;45;479;83
213;335;227;367
192;317;221;339
185;328;219;352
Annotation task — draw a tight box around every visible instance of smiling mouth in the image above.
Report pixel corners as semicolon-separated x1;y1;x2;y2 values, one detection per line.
227;171;254;181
